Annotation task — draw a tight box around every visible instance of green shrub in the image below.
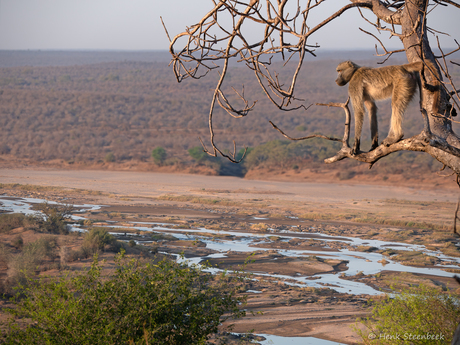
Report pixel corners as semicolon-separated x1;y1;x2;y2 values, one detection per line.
337;170;356;180
83;227;120;254
0;213;34;233
2;252;246;344
0;244;10;293
11;235;23;250
356;284;460;344
32;236;58;261
188;146;208;162
35;203;72;234
104;152;115;162
243;139;341;169
236;147;252;161
66;246;92;262
6;236;58;292
152;146;167;165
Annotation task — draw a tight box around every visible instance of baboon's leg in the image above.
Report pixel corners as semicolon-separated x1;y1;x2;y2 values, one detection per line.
351;95;365;155
382;100;404;146
365;98;378;150
382;79;414;146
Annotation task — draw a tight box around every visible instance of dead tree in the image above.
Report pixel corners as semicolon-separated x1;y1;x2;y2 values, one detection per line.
164;0;460;177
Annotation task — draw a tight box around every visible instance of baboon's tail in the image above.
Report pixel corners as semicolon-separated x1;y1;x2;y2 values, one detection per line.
403;61;424;72
405;60;440;92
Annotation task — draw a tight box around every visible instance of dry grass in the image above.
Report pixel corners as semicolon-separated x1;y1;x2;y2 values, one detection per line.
439;242;460;257
0;183;64;193
379;272;442;291
250;223;269;232
157;194;240;207
299;212;335;221
389;250;439;266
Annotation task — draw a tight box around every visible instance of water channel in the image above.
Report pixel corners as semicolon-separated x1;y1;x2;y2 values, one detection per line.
1;195;458;345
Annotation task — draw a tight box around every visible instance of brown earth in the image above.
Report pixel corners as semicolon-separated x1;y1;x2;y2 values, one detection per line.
0;154;458;190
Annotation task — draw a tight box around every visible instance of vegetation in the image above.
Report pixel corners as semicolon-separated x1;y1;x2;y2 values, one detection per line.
5;236;59;293
356;284;460;344
82;227;120;254
0;204;129;295
0;214;33;233
1;252;246;345
34;203;73;235
243;139;341;169
104;152;115;162
152;146;167;165
11;235;23;250
188;146;209;162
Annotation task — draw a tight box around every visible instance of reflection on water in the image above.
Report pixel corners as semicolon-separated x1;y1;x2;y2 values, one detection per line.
0;196;102;218
127;223;459;295
257;334;344;345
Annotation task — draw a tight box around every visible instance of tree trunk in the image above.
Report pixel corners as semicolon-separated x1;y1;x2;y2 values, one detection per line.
402;0;460;175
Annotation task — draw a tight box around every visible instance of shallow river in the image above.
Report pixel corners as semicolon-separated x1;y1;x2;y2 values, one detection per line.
2;195;458;345
2;195;459;295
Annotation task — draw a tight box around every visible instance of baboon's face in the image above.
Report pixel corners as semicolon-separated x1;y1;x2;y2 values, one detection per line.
335;61;355;86
335;70;347;86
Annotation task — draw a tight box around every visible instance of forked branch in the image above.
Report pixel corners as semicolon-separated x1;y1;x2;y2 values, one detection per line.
167;0;388;160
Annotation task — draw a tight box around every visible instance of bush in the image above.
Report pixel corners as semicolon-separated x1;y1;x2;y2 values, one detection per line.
243;139;341;169
0;213;34;233
104;152;115;162
356;284;460;344
2;252;246;344
337;170;356;180
66;246;92;262
32;236;58;261
82;227;120;254
11;235;24;250
6;236;58;292
0;244;10;293
188;146;209;162
152;146;167;165
35;203;72;234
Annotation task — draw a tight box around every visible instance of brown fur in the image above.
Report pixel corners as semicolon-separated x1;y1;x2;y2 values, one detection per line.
335;61;423;154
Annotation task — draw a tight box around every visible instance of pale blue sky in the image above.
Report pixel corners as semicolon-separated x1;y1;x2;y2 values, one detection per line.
0;0;458;51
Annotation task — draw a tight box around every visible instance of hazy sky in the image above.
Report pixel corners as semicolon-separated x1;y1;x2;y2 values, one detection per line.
0;0;459;51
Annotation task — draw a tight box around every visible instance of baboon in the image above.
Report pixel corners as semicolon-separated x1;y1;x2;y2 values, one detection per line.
335;60;424;154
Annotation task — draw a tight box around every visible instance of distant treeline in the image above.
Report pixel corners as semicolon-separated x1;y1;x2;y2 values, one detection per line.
0;50;456;176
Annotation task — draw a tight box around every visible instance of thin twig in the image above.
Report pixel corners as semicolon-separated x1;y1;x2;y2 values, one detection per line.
269;121;342;142
160;17;172;43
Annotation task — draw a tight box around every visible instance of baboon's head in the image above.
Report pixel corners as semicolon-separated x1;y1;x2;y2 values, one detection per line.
335;61;359;86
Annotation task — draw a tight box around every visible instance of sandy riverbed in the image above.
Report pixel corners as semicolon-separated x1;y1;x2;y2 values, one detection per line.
0;168;459;344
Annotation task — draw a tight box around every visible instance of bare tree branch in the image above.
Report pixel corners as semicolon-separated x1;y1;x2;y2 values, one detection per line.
316;99;352;150
350;0;403;24
359;28;405;63
455;198;460;234
438;0;460;9
269;97;434;166
166;0;460;176
167;0;378;160
269;120;343;142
